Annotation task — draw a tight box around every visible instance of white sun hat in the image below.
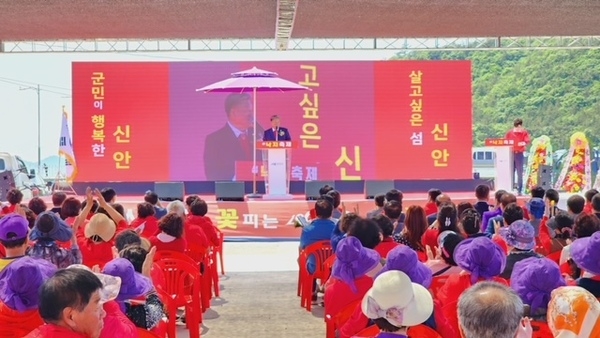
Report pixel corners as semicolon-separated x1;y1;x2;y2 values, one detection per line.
361;270;434;327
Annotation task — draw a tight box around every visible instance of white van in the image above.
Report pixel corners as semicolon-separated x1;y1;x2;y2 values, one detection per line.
472;147;497;179
0;152;38;200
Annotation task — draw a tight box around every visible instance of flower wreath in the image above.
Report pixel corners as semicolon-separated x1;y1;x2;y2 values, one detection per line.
525;136;552;193
558;132;590;193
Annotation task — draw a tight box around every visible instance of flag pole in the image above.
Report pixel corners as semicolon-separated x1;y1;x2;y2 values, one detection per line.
57;106;64;177
37;85;41;176
54;106;76;195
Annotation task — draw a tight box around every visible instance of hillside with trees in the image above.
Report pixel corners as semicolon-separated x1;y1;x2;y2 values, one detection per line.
392;49;600;150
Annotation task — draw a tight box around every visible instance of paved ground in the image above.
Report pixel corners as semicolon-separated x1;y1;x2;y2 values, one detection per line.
198;271;324;337
173;241;326;338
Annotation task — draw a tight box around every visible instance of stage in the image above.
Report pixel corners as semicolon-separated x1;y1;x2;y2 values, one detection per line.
40;191;532;240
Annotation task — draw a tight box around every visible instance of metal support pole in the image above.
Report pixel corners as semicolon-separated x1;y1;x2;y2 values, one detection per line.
37;84;41;175
18;83;43;176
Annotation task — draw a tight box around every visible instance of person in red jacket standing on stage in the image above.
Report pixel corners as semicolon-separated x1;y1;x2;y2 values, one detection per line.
505;118;531;195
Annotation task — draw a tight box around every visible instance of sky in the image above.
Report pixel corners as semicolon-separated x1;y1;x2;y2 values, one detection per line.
0;48;397;163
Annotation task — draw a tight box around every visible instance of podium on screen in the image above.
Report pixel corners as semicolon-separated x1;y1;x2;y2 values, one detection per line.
484;138;515;192
257;141;296;200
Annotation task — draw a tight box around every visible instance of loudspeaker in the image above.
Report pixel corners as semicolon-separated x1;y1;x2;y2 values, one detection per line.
154;182;185;202
364;180;395;199
305;181;335;200
537;165;553;190
215;182;245;202
0;170;15;201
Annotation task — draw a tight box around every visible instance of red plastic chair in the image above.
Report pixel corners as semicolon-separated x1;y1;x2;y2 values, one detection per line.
151;263;167;291
149;264;176;338
429;275;450;299
353;325;380;337
531;321;552;338
298;240;334;311
156;249;211;312
354;324;442;338
442;299;460;338
208;247;220;297
214;227;225;275
534;237;549;256
138;327;163;337
432;298;458;338
154;258;203;338
297;246;303;297
187;246;214;311
322;254;337;285
546;250;561;264
154;250;198;266
407;324;443;338
154;286;177;338
325;299;360;338
0;303;43;338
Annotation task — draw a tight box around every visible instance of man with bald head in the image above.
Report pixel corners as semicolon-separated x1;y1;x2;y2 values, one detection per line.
458;281;530;338
427;193;451;225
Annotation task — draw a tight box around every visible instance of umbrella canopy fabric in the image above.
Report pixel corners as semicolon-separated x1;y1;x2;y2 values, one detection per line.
196;67;308;93
232;68;278;77
196;66;308;196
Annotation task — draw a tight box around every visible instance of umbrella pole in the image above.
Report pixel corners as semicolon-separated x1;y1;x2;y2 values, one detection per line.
248;87;261;199
253;87;257;194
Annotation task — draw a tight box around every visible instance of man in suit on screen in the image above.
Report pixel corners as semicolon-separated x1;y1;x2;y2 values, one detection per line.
263;115;291;141
203;93;264;181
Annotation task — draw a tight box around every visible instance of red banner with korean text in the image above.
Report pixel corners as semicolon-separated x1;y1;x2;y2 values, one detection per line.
72;63;171;182
374;61;472;179
485;138;515;146
72;61;472;182
113;199;380;238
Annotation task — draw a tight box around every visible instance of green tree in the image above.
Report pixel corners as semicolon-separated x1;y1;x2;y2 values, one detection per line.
392;48;600;150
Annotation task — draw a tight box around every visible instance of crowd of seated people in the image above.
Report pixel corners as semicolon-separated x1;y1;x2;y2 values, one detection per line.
3;180;600;337
0;186;222;337
299;184;600;338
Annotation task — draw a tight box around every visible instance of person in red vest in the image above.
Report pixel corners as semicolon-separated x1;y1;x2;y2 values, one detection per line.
505;118;531;195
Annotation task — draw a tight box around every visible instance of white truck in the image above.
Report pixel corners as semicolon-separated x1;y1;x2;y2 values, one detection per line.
0;152;42;200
